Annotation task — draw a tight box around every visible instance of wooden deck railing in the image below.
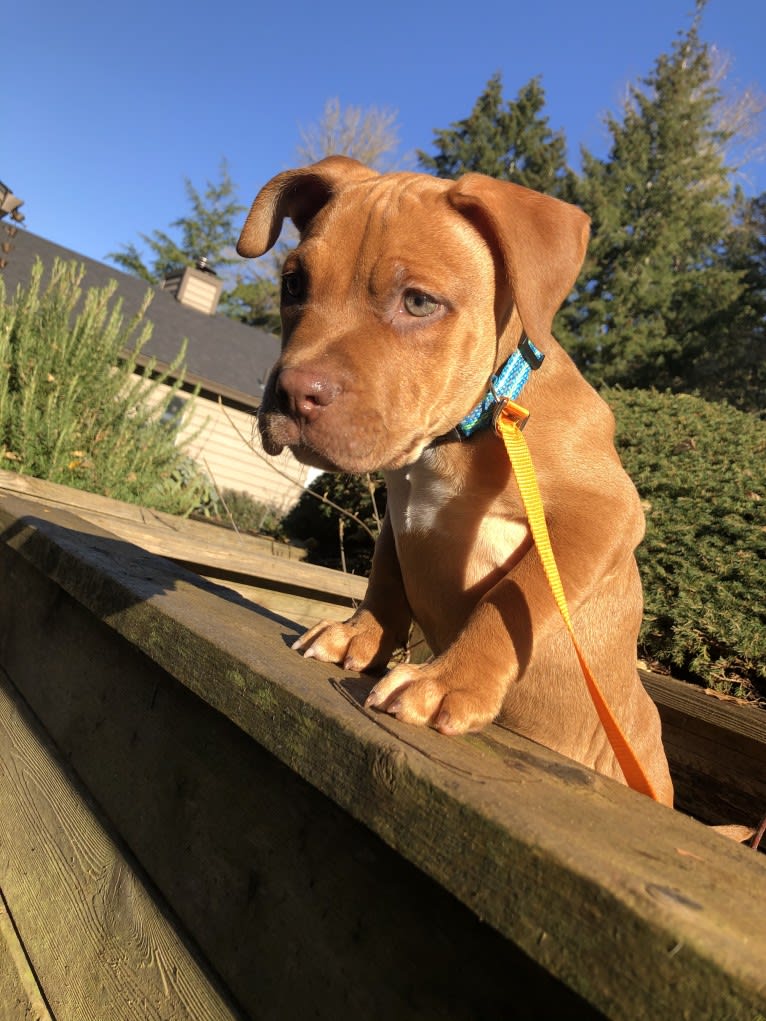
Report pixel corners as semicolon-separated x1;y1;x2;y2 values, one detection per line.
0;476;764;1019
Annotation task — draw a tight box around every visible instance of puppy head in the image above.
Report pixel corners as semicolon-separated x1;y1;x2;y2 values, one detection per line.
238;159;589;473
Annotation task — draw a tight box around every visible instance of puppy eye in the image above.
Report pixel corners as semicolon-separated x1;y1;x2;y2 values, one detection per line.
282;271;304;300
403;290;439;317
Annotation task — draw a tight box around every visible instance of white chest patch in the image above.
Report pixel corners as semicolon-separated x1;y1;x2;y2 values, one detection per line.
385;458;530;588
466;515;531;588
386;461;454;534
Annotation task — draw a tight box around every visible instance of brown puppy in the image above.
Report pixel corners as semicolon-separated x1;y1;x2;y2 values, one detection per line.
238;156;673;805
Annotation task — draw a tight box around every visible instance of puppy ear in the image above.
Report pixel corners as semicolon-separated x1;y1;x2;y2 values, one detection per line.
237;156;377;258
448;175;590;345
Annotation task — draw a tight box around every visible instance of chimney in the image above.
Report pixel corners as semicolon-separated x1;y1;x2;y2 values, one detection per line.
161;257;223;315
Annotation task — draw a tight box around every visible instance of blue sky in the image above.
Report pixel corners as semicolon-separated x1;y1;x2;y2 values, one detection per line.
3;0;764;270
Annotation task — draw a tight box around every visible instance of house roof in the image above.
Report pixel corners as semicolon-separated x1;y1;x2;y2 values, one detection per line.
0;228;280;410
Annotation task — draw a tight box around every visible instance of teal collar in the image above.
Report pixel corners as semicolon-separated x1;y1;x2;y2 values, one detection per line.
456;335;544;438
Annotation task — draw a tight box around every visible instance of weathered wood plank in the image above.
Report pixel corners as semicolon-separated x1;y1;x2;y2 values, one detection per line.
0;672;241;1021
641;670;766;827
65;507;362;603
0;485;356;630
0;467;304;558
0;887;52;1021
214;576;357;628
0;556;602;1020
0;469;365;612
1;494;765;1020
0;467;302;558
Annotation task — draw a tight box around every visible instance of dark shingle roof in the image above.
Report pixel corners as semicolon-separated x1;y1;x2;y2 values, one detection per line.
0;229;280;409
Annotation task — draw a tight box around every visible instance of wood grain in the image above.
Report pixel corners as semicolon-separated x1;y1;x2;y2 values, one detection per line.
0;887;52;1021
0;674;240;1021
0;469;365;630
641;670;766;826
0;569;604;1019
0;467;306;561
1;492;765;1020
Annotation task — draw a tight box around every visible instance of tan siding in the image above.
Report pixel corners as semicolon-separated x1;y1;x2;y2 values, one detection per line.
143;383;309;513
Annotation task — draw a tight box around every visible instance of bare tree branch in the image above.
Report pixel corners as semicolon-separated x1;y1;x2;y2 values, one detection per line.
297;97;400;170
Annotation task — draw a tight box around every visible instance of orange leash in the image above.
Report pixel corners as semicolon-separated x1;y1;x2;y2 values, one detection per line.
494;399;660;801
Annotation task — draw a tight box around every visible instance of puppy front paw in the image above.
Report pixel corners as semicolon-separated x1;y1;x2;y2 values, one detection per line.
364;660;503;735
292;610;397;674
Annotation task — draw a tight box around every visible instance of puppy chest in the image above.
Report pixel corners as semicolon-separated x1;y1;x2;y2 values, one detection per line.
386;467;530;594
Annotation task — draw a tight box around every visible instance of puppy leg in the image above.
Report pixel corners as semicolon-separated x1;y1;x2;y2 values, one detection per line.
294;608;398;673
365;515;602;734
293;511;412;672
365;594;518;734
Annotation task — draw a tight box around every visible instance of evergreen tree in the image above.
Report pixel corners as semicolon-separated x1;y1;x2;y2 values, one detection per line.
108;162;245;283
556;7;745;392
417;73;572;196
709;191;766;414
218;274;282;335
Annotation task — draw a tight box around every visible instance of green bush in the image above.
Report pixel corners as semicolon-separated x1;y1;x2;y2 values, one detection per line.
283;389;765;700
205;488;285;537
0;258;216;516
608;388;765;700
282;472;385;574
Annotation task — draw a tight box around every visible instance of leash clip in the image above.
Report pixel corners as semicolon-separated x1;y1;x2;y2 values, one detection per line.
492;396;530;434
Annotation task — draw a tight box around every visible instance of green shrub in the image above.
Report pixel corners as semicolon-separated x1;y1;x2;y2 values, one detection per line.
282;472;384;574
0;258;216;516
607;388;765;700
206;488;285;537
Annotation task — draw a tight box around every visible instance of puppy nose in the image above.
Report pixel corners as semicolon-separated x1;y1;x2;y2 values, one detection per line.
276;367;341;422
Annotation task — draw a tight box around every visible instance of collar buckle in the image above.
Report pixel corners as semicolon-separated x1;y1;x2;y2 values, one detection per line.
492;397;531;434
456;334;544;439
